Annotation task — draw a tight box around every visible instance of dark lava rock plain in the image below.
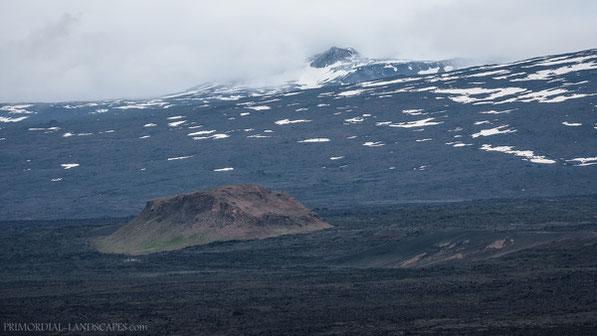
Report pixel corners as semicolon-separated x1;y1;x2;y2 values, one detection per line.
2;196;597;335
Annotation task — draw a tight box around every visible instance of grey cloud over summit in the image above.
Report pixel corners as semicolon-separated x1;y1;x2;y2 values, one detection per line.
1;0;596;102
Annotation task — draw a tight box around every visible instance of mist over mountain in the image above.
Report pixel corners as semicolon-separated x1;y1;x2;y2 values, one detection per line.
2;1;597;102
166;47;465;102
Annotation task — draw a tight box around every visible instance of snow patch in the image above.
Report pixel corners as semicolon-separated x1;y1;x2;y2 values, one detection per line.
479;109;512;115
512;62;597;81
525;55;597;68
0;105;35;118
434;87;526;104
245;105;270;111
388;118;443;128
275;119;311;125
0;116;29;122
61;163;79;169
192;134;230;140
283;91;303;97
297;138;330;143
188;130;216;136
168;120;186;127
247;134;271;138
567;157;597;166
418;67;440;75
214;167;234;172
29;127;60;131
471;125;517;138
402;109;425;115
167;155;193;161
480;144;555;164
344;116;365;124
337;89;366;97
363;141;384;147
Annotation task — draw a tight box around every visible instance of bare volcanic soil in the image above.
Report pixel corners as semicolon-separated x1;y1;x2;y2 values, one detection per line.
2;196;597;335
96;184;331;255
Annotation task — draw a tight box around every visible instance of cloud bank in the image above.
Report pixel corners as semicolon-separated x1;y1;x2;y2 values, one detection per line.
1;0;596;102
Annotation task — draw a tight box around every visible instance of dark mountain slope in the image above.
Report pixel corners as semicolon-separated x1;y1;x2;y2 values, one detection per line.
1;48;596;219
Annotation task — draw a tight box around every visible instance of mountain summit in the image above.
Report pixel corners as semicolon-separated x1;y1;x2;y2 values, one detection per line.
144;47;459;102
309;47;359;68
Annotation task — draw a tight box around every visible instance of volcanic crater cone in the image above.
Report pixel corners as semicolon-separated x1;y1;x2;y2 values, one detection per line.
96;184;332;255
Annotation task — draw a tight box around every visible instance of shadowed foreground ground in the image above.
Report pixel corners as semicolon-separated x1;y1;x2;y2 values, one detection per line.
1;196;597;335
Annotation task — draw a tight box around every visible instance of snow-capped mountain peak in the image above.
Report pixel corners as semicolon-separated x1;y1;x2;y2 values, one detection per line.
309;47;360;68
157;47;459;101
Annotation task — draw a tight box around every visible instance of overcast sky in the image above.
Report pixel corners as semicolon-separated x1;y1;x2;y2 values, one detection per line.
1;0;596;102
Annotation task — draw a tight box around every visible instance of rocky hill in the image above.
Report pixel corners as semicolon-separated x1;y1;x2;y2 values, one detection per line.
96;184;331;255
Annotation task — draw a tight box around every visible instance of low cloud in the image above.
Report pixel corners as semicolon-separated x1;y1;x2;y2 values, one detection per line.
1;0;596;102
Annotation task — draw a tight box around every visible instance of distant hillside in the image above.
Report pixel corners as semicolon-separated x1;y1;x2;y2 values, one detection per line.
1;48;596;219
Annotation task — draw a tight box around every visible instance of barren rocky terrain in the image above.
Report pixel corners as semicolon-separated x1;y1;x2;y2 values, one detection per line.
2;196;596;335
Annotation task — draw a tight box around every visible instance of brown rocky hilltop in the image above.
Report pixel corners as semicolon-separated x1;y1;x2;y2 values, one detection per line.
96;184;332;255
